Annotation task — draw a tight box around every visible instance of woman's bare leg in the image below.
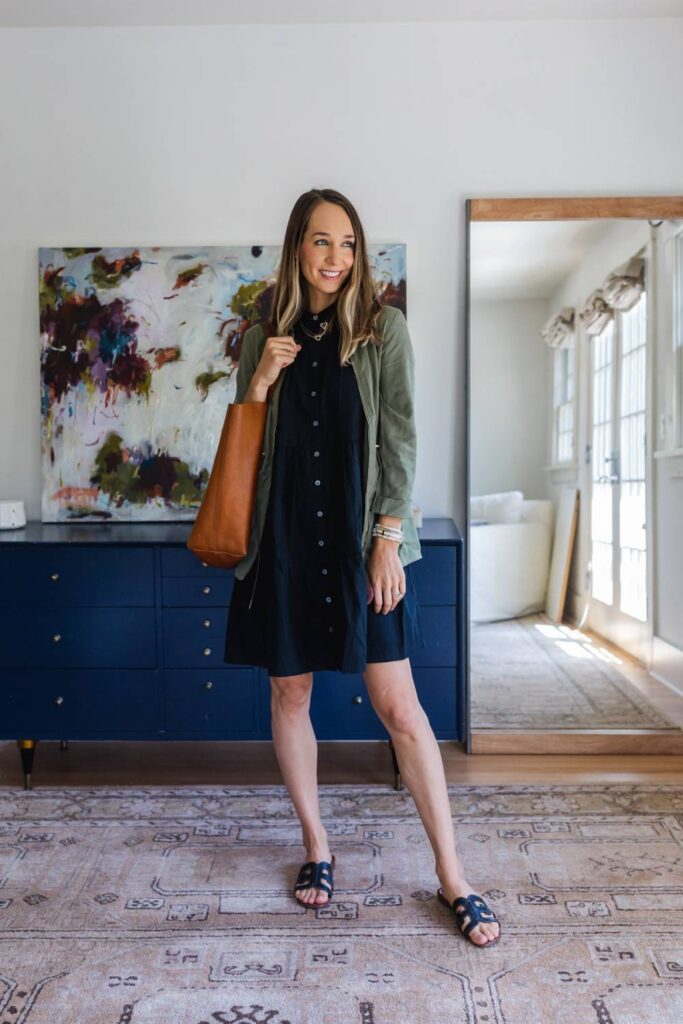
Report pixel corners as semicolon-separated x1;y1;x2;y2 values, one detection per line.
363;657;500;945
270;673;332;905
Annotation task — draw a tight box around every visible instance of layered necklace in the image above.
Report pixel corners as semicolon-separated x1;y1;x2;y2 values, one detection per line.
298;306;337;342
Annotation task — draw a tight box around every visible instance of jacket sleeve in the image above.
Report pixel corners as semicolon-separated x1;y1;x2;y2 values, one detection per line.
371;307;417;519
234;326;262;403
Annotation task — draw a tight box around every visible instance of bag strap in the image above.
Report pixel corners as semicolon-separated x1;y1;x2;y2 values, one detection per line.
263;318;279;405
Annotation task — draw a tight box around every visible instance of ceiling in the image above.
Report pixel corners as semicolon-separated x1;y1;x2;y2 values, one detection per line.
469;219;616;303
2;0;683;28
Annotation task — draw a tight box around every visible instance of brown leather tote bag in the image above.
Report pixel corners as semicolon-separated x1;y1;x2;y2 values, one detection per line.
187;337;274;569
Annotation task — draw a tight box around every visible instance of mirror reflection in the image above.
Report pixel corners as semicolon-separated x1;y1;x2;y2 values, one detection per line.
468;211;683;752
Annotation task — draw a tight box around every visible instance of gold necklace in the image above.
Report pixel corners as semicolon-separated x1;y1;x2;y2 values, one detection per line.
298;309;337;342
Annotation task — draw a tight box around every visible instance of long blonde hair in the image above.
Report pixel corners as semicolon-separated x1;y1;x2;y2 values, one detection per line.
266;188;385;365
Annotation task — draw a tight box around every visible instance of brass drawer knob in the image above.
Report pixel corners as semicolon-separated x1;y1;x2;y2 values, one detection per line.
204;680;214;690
202;619;211;628
53;696;64;706
49;572;60;581
201;561;208;567
202;586;211;595
203;647;212;657
353;694;363;704
52;633;62;643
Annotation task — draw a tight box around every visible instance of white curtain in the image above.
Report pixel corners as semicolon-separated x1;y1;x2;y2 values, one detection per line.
540;306;575;348
601;254;645;311
579;289;613;336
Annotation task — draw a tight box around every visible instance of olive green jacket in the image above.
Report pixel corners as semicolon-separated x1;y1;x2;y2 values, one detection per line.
232;303;421;584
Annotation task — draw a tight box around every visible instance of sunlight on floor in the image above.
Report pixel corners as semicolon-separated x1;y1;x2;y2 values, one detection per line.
535;624;565;639
556;641;594;659
559;625;587;641
533;620;624;665
592;646;624;665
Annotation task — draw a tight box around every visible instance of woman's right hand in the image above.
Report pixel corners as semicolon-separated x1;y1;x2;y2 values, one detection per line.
254;335;302;387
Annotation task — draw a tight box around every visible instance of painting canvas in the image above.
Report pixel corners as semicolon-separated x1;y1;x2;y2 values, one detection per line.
39;243;406;522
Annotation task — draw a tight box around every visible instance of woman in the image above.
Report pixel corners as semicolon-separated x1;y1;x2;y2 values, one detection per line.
224;188;501;948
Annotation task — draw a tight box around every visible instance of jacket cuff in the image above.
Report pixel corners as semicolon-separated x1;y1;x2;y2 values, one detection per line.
371;495;414;518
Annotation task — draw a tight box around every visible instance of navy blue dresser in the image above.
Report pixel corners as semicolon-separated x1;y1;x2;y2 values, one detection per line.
0;519;465;788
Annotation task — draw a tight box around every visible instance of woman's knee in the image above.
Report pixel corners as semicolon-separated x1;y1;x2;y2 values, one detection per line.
381;701;425;737
363;661;424;735
270;672;313;714
367;687;425;736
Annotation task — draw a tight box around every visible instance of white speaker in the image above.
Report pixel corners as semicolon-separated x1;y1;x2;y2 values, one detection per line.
0;500;27;529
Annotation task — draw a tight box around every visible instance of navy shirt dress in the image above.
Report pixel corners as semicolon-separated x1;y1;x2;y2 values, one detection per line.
224;297;424;677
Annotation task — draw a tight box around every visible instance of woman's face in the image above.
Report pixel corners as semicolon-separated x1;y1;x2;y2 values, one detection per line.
298;201;356;311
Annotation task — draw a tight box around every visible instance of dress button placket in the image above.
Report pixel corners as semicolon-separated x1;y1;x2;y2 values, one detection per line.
308;329;335;632
309;344;328;622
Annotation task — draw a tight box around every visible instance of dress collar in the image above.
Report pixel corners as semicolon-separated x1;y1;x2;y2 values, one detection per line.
300;297;338;324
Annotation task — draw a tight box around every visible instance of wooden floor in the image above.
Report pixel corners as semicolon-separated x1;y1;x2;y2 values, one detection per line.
1;738;682;788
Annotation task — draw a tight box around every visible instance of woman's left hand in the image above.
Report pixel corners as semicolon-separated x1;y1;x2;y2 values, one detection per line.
366;543;406;614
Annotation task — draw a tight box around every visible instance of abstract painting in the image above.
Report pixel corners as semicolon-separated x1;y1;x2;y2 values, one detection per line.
39;243;406;522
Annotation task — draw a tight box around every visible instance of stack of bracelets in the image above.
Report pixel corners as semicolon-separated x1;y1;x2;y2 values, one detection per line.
371;523;404;543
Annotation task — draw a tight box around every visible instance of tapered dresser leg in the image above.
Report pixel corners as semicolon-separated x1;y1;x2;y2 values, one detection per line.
387;738;402;791
16;740;37;790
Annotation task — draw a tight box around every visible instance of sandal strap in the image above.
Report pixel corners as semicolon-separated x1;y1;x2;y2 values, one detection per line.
452;893;498;936
294;858;335;894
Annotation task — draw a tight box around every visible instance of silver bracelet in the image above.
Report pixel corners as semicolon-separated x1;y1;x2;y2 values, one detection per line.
372;524;403;542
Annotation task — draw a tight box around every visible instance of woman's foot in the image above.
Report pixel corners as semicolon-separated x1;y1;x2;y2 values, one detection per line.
437;875;500;945
294;831;334;906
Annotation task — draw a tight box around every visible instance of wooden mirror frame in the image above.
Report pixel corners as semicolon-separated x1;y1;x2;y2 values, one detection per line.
462;196;683;753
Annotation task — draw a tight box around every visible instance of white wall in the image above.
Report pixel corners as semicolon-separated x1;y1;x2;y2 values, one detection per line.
470;299;551;498
1;19;682;580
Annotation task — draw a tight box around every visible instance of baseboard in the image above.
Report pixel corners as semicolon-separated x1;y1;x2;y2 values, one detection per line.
471;729;683;754
651;635;683;697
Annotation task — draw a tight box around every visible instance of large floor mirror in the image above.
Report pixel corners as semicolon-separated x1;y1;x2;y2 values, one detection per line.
465;197;683;754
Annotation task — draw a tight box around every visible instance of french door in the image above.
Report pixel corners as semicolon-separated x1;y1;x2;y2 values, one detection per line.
587;289;651;662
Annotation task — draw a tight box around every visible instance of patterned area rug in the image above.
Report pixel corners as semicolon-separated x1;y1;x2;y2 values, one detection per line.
2;782;683;1023
471;613;680;730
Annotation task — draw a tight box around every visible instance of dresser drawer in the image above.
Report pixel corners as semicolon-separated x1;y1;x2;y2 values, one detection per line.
0;608;157;668
164;668;259;736
162;577;234;606
164;632;226;668
410;546;457;605
0;670;159;736
409;606;457;667
163;607;226;638
160;606;454;669
412;667;457;738
307;669;457;738
311;673;386;739
161;548;231;578
0;546;154;607
162;548;454;607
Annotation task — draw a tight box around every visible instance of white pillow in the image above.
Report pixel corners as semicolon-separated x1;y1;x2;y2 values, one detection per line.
470;490;524;524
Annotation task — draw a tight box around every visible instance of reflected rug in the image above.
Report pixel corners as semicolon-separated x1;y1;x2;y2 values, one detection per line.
471;613;679;730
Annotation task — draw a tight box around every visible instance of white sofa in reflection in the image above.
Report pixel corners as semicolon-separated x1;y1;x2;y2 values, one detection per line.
470;491;555;623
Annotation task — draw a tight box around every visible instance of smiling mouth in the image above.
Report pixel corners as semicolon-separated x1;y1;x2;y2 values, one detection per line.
320;269;342;278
